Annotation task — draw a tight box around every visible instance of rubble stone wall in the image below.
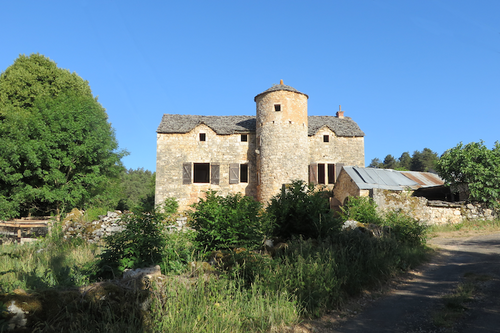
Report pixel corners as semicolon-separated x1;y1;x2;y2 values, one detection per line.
372;189;496;225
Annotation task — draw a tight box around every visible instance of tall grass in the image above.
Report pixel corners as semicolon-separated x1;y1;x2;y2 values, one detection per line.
151;276;299;332
0;231;99;293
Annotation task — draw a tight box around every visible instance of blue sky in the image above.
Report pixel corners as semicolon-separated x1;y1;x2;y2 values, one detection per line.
1;1;499;172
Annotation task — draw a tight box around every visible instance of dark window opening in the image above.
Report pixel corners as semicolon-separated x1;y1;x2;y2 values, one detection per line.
193;163;210;183
318;163;326;184
240;164;248;183
199;133;206;141
241;134;248;142
323;135;329;142
274;104;281;112
328;164;335;184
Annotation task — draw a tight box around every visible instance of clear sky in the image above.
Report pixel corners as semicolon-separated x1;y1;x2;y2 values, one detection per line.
1;1;499;172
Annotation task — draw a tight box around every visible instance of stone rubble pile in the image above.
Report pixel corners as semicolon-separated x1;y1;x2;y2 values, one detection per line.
62;209;126;243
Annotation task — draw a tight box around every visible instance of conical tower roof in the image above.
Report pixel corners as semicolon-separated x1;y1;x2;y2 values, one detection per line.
254;80;308;101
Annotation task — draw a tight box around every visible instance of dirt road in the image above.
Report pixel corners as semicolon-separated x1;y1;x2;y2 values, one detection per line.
326;232;500;333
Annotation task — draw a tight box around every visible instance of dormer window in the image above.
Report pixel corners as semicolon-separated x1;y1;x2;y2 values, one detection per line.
323;135;329;142
199;133;206;141
274;104;281;112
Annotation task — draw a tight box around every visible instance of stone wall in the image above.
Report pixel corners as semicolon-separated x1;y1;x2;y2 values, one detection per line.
372;189;496;225
309;129;364;169
156;123;257;211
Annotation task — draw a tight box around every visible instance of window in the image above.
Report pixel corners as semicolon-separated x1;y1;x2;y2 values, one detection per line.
274;104;281;112
318;163;326;184
241;134;248;142
240;164;248;183
199;133;206;141
323;135;329;142
193;163;210;183
328;164;335;184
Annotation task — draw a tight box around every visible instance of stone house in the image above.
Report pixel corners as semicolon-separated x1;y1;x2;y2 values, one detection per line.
156;81;365;210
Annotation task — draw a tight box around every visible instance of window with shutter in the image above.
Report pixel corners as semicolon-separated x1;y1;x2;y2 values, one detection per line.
318;164;326;184
183;162;192;184
194;163;210;183
211;163;220;185
328;164;335;184
240;164;248;183
229;163;239;184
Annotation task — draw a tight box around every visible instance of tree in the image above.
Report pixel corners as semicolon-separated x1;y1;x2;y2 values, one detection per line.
398;152;411;170
383;154;398;169
368;158;383;168
0;54;126;219
410;148;438;172
117;168;156;211
436;141;500;207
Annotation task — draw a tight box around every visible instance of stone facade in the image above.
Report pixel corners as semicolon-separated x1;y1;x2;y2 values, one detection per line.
156;81;365;210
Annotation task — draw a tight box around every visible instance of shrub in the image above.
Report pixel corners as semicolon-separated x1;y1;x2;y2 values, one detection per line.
266;180;339;239
383;209;427;245
95;211;167;279
190;191;266;250
339;196;382;224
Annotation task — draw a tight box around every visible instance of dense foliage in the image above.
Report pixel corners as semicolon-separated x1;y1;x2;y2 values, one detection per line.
369;148;439;172
436;141;500;208
0;54;125;219
117;168;156;211
190;191;267;250
267;180;339;239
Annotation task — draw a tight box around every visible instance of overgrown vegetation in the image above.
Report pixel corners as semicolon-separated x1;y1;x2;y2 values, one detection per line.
190;191;268;250
436;140;500;208
1;187;437;331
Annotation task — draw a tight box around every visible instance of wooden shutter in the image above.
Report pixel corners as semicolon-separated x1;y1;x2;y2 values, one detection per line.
182;162;192;184
229;163;239;184
309;164;318;185
211;163;220;185
335;163;344;181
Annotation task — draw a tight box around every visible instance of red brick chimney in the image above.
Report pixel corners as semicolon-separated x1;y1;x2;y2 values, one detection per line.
336;105;344;119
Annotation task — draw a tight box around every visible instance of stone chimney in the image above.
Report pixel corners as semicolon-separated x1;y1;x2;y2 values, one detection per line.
336;105;344;119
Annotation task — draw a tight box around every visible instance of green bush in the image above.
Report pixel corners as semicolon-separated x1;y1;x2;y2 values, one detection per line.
190;191;267;250
266;180;339;239
94;198;179;279
383;209;427;245
339;196;382;224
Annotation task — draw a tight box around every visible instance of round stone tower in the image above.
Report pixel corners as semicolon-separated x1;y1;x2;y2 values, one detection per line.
254;80;309;204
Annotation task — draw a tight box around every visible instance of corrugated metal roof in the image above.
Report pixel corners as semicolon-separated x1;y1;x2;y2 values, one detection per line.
400;171;444;187
343;166;418;190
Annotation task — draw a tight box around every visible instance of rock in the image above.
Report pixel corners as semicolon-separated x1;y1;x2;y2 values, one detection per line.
123;265;162;280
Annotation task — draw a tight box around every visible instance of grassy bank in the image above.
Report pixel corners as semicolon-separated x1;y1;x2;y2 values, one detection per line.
1;192;436;332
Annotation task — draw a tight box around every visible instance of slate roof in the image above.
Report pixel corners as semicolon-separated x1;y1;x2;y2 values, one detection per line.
254;83;309;101
341;166;444;191
157;114;365;137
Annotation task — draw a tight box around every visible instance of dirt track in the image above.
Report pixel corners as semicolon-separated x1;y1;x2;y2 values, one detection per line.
301;232;500;333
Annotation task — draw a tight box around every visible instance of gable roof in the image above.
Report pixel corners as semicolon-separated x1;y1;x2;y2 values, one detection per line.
157;114;364;137
308;116;365;137
341;166;443;191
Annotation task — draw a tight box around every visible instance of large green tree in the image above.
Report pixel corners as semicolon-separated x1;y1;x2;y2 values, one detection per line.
0;54;126;219
436;141;500;207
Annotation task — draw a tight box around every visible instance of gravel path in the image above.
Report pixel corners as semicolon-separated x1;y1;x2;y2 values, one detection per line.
328;232;500;333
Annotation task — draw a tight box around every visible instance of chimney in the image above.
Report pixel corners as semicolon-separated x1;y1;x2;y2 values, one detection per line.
280;79;284;85
336;105;344;119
